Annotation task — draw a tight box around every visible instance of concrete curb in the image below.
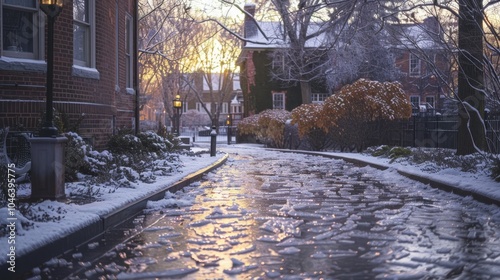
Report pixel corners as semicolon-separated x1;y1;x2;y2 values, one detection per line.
12;153;229;275
271;149;500;207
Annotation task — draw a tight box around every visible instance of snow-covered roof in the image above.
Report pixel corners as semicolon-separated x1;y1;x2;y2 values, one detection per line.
392;23;443;50
244;21;328;50
202;73;240;91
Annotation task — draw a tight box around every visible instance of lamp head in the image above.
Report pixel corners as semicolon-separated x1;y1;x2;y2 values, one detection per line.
173;94;182;109
40;0;63;18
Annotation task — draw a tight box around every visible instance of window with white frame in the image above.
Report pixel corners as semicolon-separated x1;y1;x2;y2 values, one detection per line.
311;93;329;104
272;92;285;110
410;96;420;108
196;102;203;112
73;0;95;67
221;102;228;114
409;53;421;77
1;0;42;59
125;13;133;89
114;2;119;90
425;96;435;108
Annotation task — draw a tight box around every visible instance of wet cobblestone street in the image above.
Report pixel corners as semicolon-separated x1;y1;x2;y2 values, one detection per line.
51;146;500;279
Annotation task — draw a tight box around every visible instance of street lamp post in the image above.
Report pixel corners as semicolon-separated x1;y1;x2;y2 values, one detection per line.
226;114;232;145
30;0;67;200
173;94;182;136
39;0;63;137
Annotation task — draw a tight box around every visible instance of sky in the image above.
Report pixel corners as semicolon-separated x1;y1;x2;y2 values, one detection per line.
1;142;499;277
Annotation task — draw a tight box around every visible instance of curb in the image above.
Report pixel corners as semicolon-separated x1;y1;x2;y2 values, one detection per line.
271;149;500;207
10;153;229;275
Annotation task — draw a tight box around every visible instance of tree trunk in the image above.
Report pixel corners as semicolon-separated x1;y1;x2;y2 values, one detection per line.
300;81;312;104
456;0;486;155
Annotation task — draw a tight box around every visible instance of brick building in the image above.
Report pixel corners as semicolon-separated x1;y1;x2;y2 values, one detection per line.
238;4;451;116
0;0;139;149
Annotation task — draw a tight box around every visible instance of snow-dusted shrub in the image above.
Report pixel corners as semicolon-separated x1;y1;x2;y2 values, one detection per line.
257;109;291;148
107;132;144;155
291;104;335;151
319;79;412;152
388;147;412;162
64;132;92;182
491;157;500;182
137;131;173;154
368;145;392;157
237;114;261;143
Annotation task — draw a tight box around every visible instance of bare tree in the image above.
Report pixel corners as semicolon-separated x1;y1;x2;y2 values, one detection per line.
185;20;241;130
397;0;500;155
325;0;402;91
138;0;203;130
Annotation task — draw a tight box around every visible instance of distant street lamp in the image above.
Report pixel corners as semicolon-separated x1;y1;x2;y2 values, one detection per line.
39;0;63;137
173;94;182;135
226;114;232;145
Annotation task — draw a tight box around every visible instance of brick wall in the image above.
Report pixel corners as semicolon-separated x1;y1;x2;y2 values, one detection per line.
0;0;137;150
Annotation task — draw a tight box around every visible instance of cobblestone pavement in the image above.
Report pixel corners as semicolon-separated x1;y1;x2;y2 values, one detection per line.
52;146;500;279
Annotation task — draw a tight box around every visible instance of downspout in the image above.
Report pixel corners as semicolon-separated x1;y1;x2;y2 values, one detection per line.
134;0;140;135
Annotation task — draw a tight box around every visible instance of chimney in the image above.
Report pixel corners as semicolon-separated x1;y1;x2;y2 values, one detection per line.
244;3;257;40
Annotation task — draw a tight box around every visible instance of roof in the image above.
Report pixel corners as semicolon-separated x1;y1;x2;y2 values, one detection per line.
243;21;328;50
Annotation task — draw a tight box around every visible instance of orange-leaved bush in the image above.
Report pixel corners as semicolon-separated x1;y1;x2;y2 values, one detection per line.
291;103;323;137
237;109;291;147
319;79;412;151
258;109;291;148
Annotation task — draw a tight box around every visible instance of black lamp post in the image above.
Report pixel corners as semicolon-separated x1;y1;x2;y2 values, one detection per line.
39;0;63;137
226;114;232;145
173;94;182;135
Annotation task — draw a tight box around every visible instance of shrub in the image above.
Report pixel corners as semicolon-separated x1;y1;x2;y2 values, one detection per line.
107;132;144;155
319;79;412;152
64;132;92;182
137;131;173;154
491;157;500;182
258;109;291;148
369;145;392;157
237;110;291;148
388;146;412;162
237;114;261;141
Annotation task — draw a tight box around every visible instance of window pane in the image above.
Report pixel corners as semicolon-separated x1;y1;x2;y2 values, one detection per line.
410;96;420;107
2;8;34;53
125;17;131;54
73;23;89;63
73;0;88;22
4;0;36;8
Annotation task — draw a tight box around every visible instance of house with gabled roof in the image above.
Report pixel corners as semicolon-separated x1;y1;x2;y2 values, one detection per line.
238;3;451;117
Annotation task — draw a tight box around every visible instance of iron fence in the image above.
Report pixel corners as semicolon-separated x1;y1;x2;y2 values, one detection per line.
377;116;500;153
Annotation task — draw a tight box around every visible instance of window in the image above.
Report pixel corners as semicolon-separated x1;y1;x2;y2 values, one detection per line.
196;103;203;112
272;51;285;71
425;96;435;108
410;96;420;108
115;3;119;91
312;93;329;104
272;91;285;110
410;96;420;115
125;14;133;89
1;0;41;59
221;103;229;114
73;0;95;67
409;53;421;77
232;104;241;114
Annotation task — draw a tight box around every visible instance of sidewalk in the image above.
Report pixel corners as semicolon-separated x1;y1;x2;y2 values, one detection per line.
2;153;228;276
5;143;498;276
270;148;500;207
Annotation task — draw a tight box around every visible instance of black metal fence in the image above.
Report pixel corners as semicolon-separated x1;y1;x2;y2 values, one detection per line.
378;116;500;153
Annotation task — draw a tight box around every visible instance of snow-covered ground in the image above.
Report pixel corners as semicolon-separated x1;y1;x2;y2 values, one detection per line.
0;143;498;274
